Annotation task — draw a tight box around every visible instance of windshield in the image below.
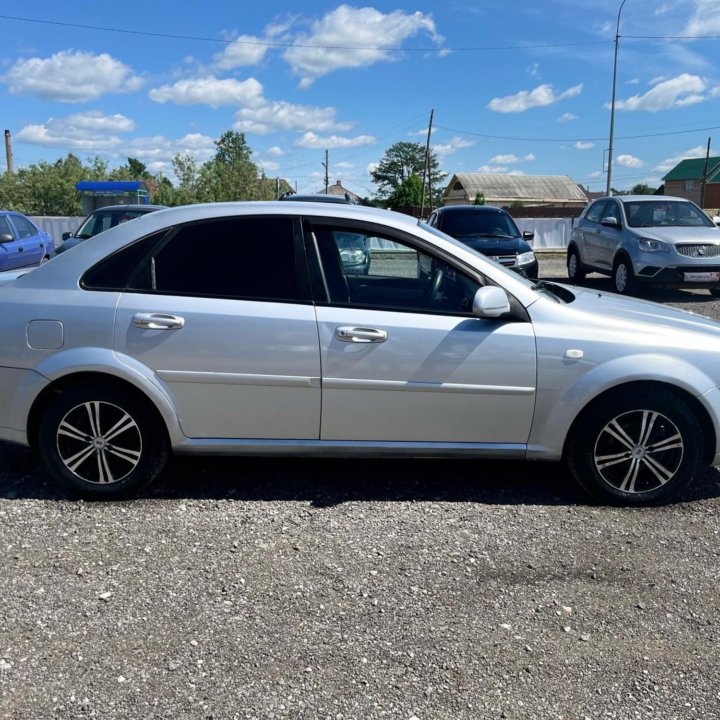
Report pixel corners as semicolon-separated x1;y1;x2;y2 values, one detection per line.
440;210;520;239
75;209;148;239
624;200;715;228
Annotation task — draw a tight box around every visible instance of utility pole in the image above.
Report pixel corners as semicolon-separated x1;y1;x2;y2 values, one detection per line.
322;149;329;193
4;129;13;174
420;109;434;218
606;0;627;197
700;137;712;209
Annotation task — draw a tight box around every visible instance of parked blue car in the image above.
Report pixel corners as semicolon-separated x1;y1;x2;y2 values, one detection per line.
0;211;55;271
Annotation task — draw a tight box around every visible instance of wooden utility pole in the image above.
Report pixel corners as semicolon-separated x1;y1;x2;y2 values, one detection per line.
700;137;712;209
420;108;434;218
4;130;13;174
322;149;329;193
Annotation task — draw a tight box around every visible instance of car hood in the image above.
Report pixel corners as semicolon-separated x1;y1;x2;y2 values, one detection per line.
460;236;531;255
0;268;32;286
631;226;720;244
565;283;720;336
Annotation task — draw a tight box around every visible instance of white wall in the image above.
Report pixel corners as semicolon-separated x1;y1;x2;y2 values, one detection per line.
515;217;574;250
30;216;84;244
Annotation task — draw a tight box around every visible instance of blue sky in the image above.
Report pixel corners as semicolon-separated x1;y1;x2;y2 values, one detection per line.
1;1;719;197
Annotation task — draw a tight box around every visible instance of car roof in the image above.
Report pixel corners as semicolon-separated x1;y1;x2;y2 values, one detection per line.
88;204;167;213
435;205;508;214
279;194;353;204
598;195;690;203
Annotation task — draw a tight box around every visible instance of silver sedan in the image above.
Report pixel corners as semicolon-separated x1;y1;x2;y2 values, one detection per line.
1;201;720;505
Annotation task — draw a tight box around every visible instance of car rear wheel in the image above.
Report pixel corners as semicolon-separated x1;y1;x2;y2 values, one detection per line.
38;383;169;498
566;388;702;505
567;247;586;282
613;256;635;295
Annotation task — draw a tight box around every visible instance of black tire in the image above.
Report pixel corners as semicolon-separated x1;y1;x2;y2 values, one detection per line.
566;388;702;505
612;255;635;295
709;287;720;298
37;383;169;499
567;247;586;282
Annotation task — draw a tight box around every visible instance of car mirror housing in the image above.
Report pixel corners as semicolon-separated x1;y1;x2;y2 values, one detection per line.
601;216;620;229
62;232;74;241
472;286;511;318
0;233;13;244
522;231;535;242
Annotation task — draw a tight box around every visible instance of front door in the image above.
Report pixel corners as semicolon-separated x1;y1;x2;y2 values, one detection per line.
308;222;537;444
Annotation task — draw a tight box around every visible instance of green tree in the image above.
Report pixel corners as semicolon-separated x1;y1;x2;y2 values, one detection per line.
631;183;656;195
371;141;446;206
389;174;423;208
474;192;486;206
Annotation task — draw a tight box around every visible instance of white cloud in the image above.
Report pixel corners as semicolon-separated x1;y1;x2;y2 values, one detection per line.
213;35;271;70
433;136;475;157
16;111;136;150
235;101;352;134
257;159;281;172
614;74;707;111
3;50;142;103
149;76;264;108
627;78;640;85
367;162;379;174
654;145;706;174
488;153;536;164
527;63;540;77
283;5;443;86
336;161;355;169
616;154;643;168
574;141;594;150
267;146;285;157
476;165;506;173
295;132;375;149
589;171;603;178
488;83;583;113
683;0;720;36
558;112;578;123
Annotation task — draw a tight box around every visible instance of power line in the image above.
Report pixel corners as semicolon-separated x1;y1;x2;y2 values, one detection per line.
0;14;611;51
433;123;720;143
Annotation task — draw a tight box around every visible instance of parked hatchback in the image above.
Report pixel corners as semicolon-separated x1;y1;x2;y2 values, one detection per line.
427;205;537;278
57;204;166;254
567;195;720;295
0;210;54;271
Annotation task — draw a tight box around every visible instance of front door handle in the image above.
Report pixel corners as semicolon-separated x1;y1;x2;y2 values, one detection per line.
335;326;388;343
133;313;185;330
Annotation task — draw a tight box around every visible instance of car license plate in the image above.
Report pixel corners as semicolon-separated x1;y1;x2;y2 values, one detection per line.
684;271;720;282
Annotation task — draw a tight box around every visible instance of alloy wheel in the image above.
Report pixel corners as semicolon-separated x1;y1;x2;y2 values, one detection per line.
56;401;143;484
593;409;683;494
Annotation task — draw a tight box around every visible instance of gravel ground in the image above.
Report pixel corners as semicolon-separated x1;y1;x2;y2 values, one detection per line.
2;254;720;719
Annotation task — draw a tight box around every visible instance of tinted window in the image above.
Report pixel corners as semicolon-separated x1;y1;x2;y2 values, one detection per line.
585;201;607;223
83;232;167;290
439;210;520;238
623;200;714;228
10;215;38;239
133;217;302;302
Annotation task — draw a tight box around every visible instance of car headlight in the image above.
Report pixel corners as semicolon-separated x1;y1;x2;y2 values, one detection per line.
517;251;536;265
637;237;669;253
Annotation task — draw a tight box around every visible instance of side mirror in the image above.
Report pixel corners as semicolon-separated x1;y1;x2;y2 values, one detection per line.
62;231;74;240
522;230;534;243
0;233;13;244
472;286;511;319
713;216;720;227
601;216;620;228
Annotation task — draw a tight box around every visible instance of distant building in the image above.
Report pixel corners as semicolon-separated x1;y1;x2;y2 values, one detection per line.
662;156;720;208
441;173;588;208
323;179;362;203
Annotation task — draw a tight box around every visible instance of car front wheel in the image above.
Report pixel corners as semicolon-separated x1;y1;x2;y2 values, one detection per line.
566;388;702;505
613;256;635;294
38;383;169;498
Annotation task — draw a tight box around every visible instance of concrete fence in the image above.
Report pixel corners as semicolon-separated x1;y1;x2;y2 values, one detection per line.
31;216;84;244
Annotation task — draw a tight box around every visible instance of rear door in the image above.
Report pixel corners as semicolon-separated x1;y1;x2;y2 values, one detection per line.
578;200;607;267
8;214;46;266
0;215;23;271
110;215;322;440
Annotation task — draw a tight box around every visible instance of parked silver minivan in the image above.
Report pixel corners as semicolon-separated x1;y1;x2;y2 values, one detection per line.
567;195;720;295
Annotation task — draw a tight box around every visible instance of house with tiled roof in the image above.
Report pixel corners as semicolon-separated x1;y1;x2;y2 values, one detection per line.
662;156;720;209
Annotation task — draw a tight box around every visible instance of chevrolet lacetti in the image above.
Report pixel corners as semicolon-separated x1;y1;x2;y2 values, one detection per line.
1;202;720;505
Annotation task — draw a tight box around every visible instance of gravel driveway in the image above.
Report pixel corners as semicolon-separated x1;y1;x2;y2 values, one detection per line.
2;254;720;719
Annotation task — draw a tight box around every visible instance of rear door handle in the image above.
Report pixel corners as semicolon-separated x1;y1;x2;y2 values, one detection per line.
335;326;388;343
133;313;185;330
